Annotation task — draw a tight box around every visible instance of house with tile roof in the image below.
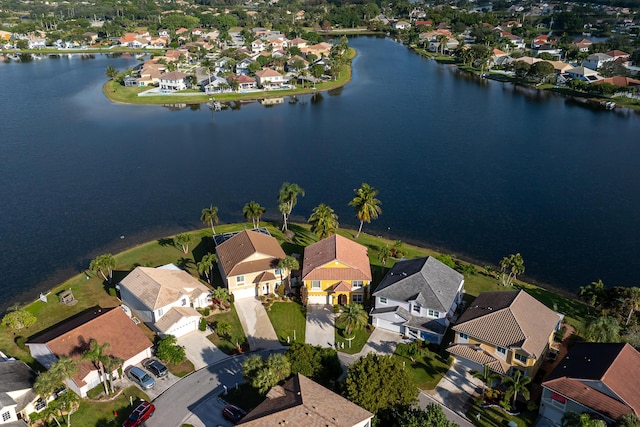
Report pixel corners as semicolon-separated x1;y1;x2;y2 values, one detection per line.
118;264;210;337
302;234;371;305
370;257;464;344
159;71;189;92
26;307;152;397
0;358;40;426
254;68;286;89
448;290;561;378
237;373;373;427
215;230;287;300
539;342;640;425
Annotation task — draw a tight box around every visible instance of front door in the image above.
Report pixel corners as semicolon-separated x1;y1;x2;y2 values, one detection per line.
263;283;270;295
338;294;347;305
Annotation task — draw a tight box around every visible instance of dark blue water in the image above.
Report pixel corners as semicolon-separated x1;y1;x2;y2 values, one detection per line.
1;38;640;309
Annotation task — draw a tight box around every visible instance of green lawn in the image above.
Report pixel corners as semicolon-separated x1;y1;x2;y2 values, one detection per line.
467;402;538;427
207;305;248;354
266;301;306;345
394;343;452;390
166;359;195;378
335;326;371;354
71;386;149;427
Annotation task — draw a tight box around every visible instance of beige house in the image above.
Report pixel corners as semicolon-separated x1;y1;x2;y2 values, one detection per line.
216;230;287;299
118;264;210;337
238;374;373;427
448;290;561;378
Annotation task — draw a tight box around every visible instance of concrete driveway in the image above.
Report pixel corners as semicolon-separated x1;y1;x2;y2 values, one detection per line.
177;329;228;370
425;362;483;416
305;304;335;348
234;297;280;350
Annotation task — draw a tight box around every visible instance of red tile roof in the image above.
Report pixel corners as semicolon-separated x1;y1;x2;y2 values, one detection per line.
302;234;371;281
216;230;285;277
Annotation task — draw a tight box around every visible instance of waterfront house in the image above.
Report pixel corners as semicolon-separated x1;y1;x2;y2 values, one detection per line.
238;374;373;426
26;307;152;397
286;55;309;72
201;75;232;95
539;342;640;425
302;234;371;305
393;21;411;30
594;76;640;87
448;290;561;378
137;61;166;86
371;257;464;344
583;53;614;71
254;68;286;89
0;358;41;425
215;229;287;299
118;264;210;337
227;74;257;91
301;42;332;58
567;66;602;83
159;71;189;91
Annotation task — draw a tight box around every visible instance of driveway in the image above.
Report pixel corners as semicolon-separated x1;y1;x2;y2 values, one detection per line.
177;329;229;370
234;297;280;350
338;328;402;368
425;362;483;416
305;304;335;348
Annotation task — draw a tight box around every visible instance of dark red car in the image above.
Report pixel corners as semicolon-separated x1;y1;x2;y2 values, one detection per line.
222;404;246;424
123;401;155;427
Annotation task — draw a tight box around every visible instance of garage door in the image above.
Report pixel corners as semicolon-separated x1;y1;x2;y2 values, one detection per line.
168;319;199;338
308;295;330;304
233;287;257;300
375;318;403;334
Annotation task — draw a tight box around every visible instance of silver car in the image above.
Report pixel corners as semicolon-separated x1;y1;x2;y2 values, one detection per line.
126;366;155;389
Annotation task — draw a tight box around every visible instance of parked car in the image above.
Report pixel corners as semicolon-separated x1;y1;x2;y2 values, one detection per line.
143;359;168;378
122;401;155;427
222;404;246;424
126;366;155;390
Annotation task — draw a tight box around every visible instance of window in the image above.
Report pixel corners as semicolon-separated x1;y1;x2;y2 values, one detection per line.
496;347;507;357
353;294;363;303
413;304;421;314
352;280;364;289
2;412;10;422
236;275;245;285
311;280;321;289
515;353;527;363
157;308;163;317
428;309;440;318
458;332;468;340
275;268;284;277
379;297;387;304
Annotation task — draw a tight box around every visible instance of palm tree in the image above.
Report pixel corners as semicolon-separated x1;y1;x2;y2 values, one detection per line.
254;366;279;394
103;356;123;395
175;233;191;254
277;256;299;288
89;254;116;283
336;303;369;335
266;353;291;382
378;245;391;265
211;287;231;309
200;205;219;235
578;279;606;308
105;65;118;79
197;253;218;283
349;183;382;238
502;370;532;408
243;201;265;228
277;182;305;232
84;340;111;395
625;287;640;325
308;203;339;239
473;365;499;400
585;316;620;342
499;253;525;287
562;412;607;427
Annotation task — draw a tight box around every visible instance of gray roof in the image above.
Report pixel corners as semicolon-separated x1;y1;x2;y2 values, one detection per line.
373;257;463;312
370;306;447;335
0;360;36;393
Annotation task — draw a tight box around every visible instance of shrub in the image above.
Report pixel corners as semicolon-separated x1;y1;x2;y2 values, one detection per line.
199;318;207;331
156;335;186;365
202;307;210;316
108;287;117;297
276;284;286;297
2;310;36;330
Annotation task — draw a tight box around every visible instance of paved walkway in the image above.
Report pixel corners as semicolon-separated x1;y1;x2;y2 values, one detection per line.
425;362;483;416
234;297;280;350
177;329;228;370
305;304;335;348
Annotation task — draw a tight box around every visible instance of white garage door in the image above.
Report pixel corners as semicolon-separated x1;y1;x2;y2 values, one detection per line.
167;318;199;338
308;295;330;304
233;287;257;300
375;318;404;334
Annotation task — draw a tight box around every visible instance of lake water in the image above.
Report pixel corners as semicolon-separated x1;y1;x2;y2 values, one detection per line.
1;37;640;310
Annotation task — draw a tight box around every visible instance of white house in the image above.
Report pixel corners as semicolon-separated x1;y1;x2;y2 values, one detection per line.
371;257;464;344
254;68;286;89
583;53;614;71
26;307;152;397
118;264;210;337
0;358;41;425
393;21;411;30
567;66;602;83
251;39;265;54
159;71;189;91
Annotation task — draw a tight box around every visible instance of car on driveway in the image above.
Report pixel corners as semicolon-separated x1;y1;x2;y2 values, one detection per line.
222;404;246;424
126;366;155;390
143;359;168;378
123;401;155;427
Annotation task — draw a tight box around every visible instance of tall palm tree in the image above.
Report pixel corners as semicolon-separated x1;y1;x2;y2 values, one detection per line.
89;254;116;283
625;287;640;325
175;233;191;254
277;256;299;288
472;365;499;400
201;205;219;235
197;253;218;283
308;203;339;239
378;245;391;266
84;340;111;395
211;287;231;309
277;182;305;232
243;201;265;228
349;183;382;238
499;253;525;287
266;353;291;382
502;370;532;408
578;279;606;308
103;356;123;394
585;316;620;342
336;303;369;335
105;65;118;79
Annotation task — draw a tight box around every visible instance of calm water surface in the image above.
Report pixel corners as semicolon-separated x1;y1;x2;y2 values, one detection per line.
1;37;640;309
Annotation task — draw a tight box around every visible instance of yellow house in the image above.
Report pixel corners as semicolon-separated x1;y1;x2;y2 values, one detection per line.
448;290;562;378
301;234;371;305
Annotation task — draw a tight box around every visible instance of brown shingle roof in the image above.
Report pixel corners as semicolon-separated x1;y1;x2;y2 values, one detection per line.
216;230;286;277
453;290;559;359
302;235;371;281
238;374;373;426
27;307;152;387
119;266;209;310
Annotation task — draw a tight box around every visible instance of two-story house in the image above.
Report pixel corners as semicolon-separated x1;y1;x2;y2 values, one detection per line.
238;374;373;427
448;290;562;378
215;229;287;300
0;358;40;426
302;234;371;305
370;257;464;344
118;264;210;337
583;53;614;71
254;68;286;89
539;342;640;425
159;71;189;92
26;307;152;397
